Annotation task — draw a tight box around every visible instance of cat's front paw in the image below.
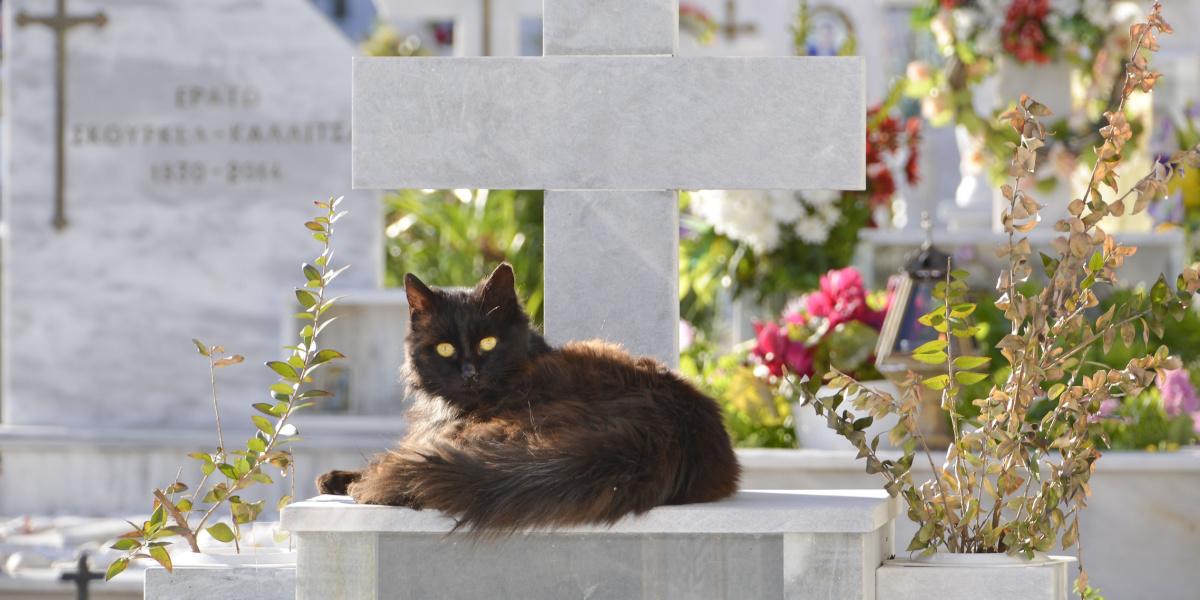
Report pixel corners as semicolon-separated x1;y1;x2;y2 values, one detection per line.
347;481;423;509
316;469;361;496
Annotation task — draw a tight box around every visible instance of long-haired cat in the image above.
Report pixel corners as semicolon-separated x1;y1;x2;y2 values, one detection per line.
316;263;739;532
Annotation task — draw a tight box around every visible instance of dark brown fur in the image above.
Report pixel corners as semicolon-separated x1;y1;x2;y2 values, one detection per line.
317;263;740;532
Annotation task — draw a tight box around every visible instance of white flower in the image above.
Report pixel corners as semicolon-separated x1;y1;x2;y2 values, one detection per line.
953;8;982;40
691;189;782;253
766;191;805;224
815;202;842;226
794;215;830;245
1081;0;1110;26
802;189;840;207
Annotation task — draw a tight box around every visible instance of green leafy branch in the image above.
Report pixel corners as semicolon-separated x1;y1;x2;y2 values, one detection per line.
106;197;349;580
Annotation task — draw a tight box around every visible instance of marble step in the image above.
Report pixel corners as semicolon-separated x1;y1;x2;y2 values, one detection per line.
282;490;898;600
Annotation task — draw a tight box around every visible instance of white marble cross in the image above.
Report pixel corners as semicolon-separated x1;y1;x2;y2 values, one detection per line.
353;0;864;366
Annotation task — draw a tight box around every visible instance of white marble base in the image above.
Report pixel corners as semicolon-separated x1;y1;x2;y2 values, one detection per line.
144;564;295;600
876;555;1074;600
0;419;405;515
282;491;897;600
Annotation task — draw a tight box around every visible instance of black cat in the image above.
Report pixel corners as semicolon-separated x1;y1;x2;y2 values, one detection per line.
317;263;739;531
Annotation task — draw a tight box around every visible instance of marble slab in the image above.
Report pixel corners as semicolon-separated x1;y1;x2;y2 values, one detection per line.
284;491;896;600
543;191;680;366
2;0;382;429
351;56;865;191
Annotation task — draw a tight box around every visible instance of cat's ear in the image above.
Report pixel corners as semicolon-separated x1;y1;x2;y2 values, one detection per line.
478;263;518;314
404;273;437;318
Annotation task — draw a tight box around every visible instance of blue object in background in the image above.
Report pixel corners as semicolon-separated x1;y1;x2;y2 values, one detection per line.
311;0;378;42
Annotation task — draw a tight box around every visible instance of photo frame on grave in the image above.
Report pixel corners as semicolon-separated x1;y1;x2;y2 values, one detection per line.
796;5;856;57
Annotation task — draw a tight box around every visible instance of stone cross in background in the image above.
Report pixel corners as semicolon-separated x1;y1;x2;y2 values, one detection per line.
352;0;865;366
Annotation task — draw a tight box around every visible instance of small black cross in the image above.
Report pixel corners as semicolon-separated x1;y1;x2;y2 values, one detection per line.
719;0;757;41
60;553;104;600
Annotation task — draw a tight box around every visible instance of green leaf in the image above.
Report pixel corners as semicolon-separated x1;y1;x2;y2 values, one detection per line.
302;263;322;282
218;463;237;479
923;375;950;390
270;382;296;396
912;351;947;365
148;504;166;531
1088;251;1105;272
149;545;173;572
105;558;128;581
252;415;274;435
311;349;345;365
206;523;236;543
955;371;989;385
252;402;276;416
1047;383;1066;400
247;437;266;453
266;361;298;379
188;452;212;463
277;495;293;511
251;472;274;485
1151;275;1169;303
913;339;948;355
111;538;140;551
304;221;325;232
176;499;193;512
192;339;210;357
953;356;991;370
295;289;318;309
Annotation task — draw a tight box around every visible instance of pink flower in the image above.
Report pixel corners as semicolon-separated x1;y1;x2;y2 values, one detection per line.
1192;413;1200;435
805;268;885;330
751;321;814;378
1158;369;1199;416
783;342;814;378
752;321;788;378
1098;399;1119;418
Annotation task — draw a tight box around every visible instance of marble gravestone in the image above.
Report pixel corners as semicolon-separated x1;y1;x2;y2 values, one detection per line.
353;0;865;366
0;0;389;514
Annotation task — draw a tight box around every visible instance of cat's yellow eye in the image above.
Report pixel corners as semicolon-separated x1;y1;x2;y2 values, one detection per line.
479;336;498;352
436;343;456;358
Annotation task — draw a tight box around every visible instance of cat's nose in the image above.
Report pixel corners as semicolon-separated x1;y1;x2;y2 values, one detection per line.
461;363;478;382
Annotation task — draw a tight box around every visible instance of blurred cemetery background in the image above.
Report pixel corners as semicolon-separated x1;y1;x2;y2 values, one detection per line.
0;0;1197;598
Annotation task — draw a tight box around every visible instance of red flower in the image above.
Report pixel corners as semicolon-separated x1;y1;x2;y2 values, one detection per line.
1002;0;1053;64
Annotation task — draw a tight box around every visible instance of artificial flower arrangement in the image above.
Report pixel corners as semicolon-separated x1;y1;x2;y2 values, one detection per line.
679;93;919;330
793;5;1199;596
750;268;889;383
906;0;1146;196
680;268;889;449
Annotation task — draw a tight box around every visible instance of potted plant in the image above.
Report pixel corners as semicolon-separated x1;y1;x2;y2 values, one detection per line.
795;3;1199;598
104;198;350;598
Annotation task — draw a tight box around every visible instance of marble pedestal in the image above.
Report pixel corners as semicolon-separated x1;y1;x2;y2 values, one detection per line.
282;491;898;600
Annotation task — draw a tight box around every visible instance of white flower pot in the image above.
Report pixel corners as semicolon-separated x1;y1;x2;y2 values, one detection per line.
877;552;1076;600
144;547;296;600
792;380;902;450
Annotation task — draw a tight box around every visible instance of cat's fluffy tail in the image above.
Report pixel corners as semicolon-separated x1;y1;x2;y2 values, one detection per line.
350;433;683;533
